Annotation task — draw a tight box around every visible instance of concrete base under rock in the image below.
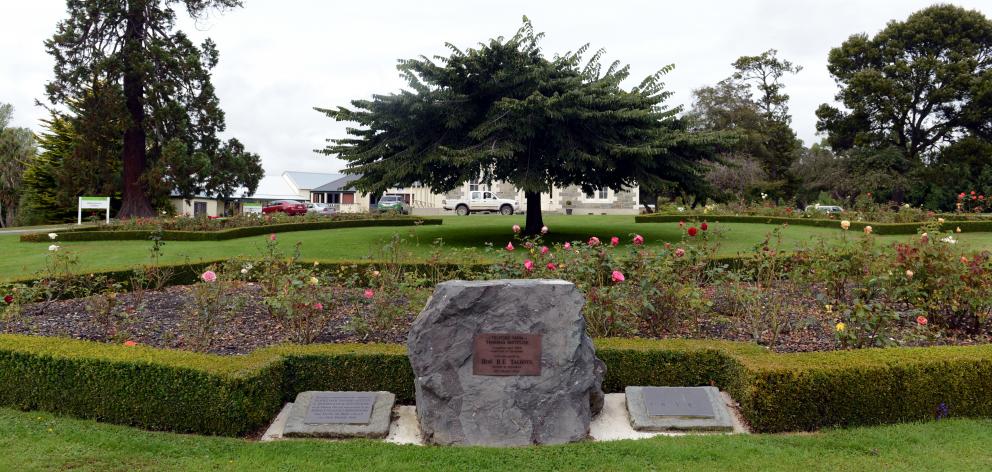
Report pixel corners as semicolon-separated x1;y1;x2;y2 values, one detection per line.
625;386;735;432
281;391;395;439
261;393;748;444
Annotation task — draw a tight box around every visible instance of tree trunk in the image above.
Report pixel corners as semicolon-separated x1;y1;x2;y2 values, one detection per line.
524;190;544;236
118;0;154;218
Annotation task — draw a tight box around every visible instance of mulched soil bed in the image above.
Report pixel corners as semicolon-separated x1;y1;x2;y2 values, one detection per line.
2;283;989;355
1;284;415;355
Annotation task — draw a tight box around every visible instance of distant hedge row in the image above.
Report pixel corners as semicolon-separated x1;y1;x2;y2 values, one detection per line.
19;217;442;243
1;334;989;436
634;214;992;235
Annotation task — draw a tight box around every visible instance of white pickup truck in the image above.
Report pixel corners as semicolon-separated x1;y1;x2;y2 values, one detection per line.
443;191;521;215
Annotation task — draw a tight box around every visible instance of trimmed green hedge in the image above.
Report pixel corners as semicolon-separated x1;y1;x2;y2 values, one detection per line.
1;335;990;436
19;217;442;243
634;214;992;235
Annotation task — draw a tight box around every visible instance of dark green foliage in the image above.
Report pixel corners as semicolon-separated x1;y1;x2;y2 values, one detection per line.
319;18;721;234
816;5;992;208
19;217;442;243
44;0;258;217
1;335;991;436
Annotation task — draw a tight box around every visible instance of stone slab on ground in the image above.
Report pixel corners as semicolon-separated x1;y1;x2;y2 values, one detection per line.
262;393;748;444
407;279;606;446
625;386;735;432
282;391;395;439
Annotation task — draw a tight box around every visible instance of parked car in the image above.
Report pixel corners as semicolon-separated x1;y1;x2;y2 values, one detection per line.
262;200;307;216
805;204;844;214
442;191;520;216
376;195;410;214
306;202;337;216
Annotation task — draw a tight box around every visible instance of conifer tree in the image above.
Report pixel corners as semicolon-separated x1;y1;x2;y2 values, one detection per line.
44;0;258;217
318;18;719;234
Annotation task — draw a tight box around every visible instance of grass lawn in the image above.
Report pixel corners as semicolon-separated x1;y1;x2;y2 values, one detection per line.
1;408;989;471
4;214;992;281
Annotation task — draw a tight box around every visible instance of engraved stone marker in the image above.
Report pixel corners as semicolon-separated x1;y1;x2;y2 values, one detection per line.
282;391;395;438
304;392;377;424
643;387;716;418
408;279;606;446
472;333;542;376
625;386;734;432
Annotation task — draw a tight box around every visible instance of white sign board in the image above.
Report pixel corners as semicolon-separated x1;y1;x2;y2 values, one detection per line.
243;202;263;214
78;197;111;224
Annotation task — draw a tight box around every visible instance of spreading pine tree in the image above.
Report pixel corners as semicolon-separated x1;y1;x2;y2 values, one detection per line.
318;18;722;234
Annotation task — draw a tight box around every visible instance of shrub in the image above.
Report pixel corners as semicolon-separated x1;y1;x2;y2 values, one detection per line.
19;217;442;242
2;335;991;436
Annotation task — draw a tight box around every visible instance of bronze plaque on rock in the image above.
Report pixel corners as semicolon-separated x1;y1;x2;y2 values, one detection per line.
472;333;542;376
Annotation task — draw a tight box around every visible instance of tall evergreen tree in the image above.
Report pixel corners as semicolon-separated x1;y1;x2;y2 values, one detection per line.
44;0;257;217
319;18;717;234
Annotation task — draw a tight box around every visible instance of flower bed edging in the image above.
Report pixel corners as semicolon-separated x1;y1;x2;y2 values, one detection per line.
18;218;442;243
634;214;992;235
1;335;989;436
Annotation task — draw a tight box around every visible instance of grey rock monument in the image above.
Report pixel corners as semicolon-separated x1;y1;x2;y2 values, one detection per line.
407;279;606;446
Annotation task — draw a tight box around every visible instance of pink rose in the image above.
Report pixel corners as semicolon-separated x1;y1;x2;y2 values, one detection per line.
588;236;601;246
201;270;217;283
524;259;534;271
512;224;521;233
546;262;557;271
610;236;620;246
540;246;549;255
506;242;515;251
314;302;324;311
674;248;685;258
611;270;625;283
540;226;549;235
563;242;572;250
633;234;644;245
363;288;375;299
269;233;276;241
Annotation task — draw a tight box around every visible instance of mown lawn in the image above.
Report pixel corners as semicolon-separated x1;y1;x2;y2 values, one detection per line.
0;408;989;471
3;214;992;281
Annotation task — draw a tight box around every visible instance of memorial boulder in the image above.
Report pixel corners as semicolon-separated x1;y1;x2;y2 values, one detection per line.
407;279;606;446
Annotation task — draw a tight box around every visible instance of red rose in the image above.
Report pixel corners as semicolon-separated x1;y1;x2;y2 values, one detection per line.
687;227;698;237
700;222;709;231
916;316;928;326
3;295;12;304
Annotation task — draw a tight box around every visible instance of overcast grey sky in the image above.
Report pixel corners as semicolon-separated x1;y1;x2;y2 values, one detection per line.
3;1;991;175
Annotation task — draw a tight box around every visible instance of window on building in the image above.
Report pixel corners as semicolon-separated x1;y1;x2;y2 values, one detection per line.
585;187;609;200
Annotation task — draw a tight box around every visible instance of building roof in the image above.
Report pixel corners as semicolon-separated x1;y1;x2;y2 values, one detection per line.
282;171;342;192
250;175;305;200
312;174;361;192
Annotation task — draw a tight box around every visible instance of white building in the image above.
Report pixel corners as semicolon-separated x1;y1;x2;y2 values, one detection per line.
170;171;639;217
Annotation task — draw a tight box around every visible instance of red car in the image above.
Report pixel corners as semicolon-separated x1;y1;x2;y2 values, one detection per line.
261;200;307;216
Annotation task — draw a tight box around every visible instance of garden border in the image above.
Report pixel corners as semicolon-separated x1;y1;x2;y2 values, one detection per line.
18;217;442;243
0;334;988;436
634;214;992;235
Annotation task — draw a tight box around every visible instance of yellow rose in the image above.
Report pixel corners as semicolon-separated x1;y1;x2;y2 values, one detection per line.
956;227;962;233
937;217;945;224
309;276;319;286
906;269;914;279
835;322;846;332
864;225;873;235
840;220;851;230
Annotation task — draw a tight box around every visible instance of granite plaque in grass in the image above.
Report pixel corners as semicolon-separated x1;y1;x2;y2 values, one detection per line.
282;391;395;438
625;386;733;432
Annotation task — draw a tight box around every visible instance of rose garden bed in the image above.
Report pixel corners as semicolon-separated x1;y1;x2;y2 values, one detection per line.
3;222;992;438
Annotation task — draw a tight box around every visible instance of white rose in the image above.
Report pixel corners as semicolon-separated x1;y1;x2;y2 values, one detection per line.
48;244;60;252
48;233;58;240
241;268;248;274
